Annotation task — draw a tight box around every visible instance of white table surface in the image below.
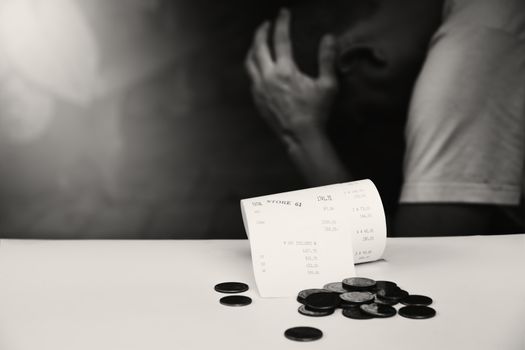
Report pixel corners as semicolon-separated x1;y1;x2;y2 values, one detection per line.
0;235;524;350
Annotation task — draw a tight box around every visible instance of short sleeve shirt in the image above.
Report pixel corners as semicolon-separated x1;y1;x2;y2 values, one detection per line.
400;0;525;206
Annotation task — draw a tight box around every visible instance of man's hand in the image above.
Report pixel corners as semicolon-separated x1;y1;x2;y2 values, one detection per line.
245;8;338;141
245;8;349;187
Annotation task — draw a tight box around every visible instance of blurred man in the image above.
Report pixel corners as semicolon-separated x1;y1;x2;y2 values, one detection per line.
246;0;525;236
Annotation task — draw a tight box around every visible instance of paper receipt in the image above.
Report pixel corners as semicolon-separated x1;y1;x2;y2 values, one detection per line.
241;180;387;297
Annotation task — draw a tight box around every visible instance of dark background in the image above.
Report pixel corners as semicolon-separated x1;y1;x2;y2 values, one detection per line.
0;0;438;238
0;0;310;238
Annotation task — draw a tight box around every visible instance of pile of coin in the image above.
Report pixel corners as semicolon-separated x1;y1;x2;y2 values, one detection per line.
214;282;252;306
297;277;436;321
214;278;436;343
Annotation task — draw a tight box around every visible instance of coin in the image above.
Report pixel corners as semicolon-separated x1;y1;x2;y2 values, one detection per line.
219;295;252;307
342;306;374;320
284;327;323;342
375;280;398;291
340;292;375;306
297;289;333;304
342;277;377;292
399;305;436;319
323;282;348;294
305;292;340;311
377;287;409;302
401;295;433;306
214;282;249;294
298;305;335;317
360;303;397;318
374;295;399;306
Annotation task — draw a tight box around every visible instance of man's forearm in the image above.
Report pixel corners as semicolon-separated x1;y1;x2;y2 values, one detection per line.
283;126;352;186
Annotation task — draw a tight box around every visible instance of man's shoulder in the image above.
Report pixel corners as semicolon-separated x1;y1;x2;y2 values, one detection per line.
440;0;525;39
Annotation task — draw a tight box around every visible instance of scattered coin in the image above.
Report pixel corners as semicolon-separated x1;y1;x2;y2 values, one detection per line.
298;305;335;317
342;277;377;292
340;291;375;307
360;303;397;318
377;287;409;302
214;282;249;294
324;282;348;294
219;295;252;307
305;292;340;311
297;289;333;304
401;295;433;306
284;327;323;342
342;306;374;320
399;305;436;319
213;276;439;341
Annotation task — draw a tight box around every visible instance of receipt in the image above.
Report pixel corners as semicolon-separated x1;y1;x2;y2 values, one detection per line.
241;180;387;297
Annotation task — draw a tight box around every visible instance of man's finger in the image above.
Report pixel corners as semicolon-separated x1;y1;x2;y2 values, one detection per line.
253;21;273;74
318;34;337;83
245;49;262;86
274;8;293;65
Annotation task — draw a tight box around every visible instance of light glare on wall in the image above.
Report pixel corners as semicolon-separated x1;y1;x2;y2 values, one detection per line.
0;0;100;105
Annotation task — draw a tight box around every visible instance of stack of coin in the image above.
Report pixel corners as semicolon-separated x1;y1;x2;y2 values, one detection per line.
339;291;375;308
214;282;252;307
342;277;377;292
294;277;436;320
298;291;340;317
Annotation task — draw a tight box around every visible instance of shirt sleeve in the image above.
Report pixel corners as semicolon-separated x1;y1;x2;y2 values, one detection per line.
400;4;525;205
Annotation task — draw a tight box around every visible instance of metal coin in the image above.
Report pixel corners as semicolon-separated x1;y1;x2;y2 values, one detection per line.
399;305;436;319
360;303;397;318
375;280;398;291
214;282;249;294
284;327;323;342
377;287;409;302
297;289;332;304
342;277;377;291
323;282;348;294
305;292;340;311
374;295;399;306
340;292;375;306
298;305;334;317
342;306;374;320
401;295;433;306
219;295;252;307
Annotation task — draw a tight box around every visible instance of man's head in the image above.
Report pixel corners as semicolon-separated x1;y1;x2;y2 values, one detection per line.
289;0;444;122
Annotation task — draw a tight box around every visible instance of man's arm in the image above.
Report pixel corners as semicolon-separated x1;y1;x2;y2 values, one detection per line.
245;8;351;186
397;15;525;236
